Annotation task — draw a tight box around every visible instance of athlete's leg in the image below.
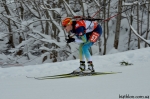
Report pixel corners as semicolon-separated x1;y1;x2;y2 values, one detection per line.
79;43;86;61
81;42;93;61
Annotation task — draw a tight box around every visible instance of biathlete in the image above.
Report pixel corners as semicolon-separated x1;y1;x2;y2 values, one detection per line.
62;17;102;73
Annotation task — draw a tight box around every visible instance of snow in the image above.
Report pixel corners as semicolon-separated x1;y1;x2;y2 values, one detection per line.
130;25;150;45
123;1;140;6
63;0;77;16
40;5;62;15
0;47;150;99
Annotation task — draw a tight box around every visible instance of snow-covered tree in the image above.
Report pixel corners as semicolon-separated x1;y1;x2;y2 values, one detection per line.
0;0;149;65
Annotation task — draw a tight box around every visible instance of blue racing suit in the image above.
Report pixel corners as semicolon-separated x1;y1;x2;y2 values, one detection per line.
71;20;102;61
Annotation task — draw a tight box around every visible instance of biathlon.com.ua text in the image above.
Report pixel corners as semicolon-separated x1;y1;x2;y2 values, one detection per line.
119;94;149;99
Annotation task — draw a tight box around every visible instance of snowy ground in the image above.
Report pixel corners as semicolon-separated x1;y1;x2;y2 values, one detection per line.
0;48;150;99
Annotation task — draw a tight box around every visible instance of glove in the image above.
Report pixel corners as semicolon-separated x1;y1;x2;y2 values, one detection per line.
66;37;75;43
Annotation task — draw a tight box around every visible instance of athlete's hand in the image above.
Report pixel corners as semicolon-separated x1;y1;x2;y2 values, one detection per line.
66;37;75;43
66;35;75;43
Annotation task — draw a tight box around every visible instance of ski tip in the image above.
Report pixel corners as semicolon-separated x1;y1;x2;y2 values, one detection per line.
26;76;31;78
26;76;34;78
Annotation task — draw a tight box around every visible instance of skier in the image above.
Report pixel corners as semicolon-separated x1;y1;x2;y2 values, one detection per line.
62;17;102;73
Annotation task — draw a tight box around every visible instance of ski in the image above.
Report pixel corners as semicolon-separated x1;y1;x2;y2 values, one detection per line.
33;71;118;79
33;71;121;80
26;72;75;78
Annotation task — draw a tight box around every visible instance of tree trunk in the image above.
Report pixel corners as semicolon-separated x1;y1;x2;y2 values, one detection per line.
2;0;15;48
114;0;122;49
145;0;150;47
128;5;133;50
137;0;140;49
103;0;107;55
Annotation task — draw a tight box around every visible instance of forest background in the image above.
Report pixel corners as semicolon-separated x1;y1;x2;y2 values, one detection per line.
0;0;149;65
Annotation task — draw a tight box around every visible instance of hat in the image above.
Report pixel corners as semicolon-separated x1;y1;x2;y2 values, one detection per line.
62;17;72;27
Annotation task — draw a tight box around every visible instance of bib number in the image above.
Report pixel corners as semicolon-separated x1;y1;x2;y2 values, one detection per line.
89;32;100;42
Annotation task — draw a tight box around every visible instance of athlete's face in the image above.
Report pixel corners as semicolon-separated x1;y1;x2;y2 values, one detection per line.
64;24;72;33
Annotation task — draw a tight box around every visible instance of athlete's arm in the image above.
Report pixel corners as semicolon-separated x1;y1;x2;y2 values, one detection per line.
75;26;87;43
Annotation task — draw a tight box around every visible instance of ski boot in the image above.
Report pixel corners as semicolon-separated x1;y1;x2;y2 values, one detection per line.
73;61;86;73
83;61;95;73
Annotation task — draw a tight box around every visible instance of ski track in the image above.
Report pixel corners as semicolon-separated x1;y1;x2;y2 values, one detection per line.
0;48;150;99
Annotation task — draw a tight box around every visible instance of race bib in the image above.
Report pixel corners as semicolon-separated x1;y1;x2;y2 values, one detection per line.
89;32;100;42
